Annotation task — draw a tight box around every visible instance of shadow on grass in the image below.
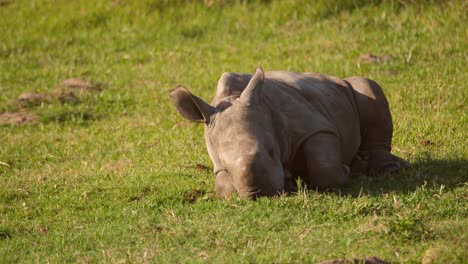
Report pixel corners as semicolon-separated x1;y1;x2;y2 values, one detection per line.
342;157;467;196
163;158;466;201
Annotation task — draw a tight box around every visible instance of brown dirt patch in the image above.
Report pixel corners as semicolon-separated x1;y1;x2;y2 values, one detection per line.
59;78;100;90
184;189;206;203
195;163;210;172
53;78;102;103
180;163;212;172
4;77;104;125
359;53;391;64
420;140;433;146
14;78;103;107
0;112;39;125
17;92;51;105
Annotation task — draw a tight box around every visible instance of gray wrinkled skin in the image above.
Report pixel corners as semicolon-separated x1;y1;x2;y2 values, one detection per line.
170;68;408;199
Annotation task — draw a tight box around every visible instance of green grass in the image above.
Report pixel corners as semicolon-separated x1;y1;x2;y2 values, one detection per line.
0;0;466;262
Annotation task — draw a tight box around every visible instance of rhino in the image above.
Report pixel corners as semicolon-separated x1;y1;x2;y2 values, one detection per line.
170;68;408;198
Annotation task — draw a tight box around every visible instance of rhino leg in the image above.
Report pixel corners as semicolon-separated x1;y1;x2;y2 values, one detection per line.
345;77;409;175
301;133;351;189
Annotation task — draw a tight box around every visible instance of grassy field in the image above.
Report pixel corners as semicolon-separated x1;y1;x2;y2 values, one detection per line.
0;0;466;262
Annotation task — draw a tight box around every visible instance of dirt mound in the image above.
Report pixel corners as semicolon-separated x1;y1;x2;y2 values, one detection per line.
53;78;102;103
0;112;39;125
17;92;51;105
16;78;102;105
2;78;103;125
59;78;101;91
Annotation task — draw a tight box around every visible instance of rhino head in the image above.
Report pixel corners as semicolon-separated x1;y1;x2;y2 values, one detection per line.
170;68;284;198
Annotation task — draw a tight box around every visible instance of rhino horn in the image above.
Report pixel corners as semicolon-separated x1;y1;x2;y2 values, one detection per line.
170;86;215;124
240;68;264;106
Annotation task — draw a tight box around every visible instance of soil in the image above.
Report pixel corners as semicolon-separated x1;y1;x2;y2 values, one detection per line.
17;92;51;105
53;78;102;103
16;78;101;105
0;112;39;125
195;163;210;172
2;77;103;125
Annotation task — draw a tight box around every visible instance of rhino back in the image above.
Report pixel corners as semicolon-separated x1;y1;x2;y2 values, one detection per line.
264;71;361;164
210;71;361;165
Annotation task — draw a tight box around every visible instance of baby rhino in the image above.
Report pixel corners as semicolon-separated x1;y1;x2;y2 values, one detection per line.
170;68;408;198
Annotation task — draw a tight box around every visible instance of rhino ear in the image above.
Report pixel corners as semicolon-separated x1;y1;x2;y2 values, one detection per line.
170;86;215;123
240;68;264;106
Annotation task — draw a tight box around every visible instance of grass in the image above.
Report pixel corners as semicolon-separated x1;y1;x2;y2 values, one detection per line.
0;0;466;262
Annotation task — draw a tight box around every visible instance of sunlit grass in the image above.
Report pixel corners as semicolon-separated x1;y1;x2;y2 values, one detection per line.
0;0;466;262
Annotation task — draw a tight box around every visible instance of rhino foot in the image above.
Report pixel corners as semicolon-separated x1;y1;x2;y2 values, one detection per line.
368;150;409;176
380;155;410;173
351;150;409;177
